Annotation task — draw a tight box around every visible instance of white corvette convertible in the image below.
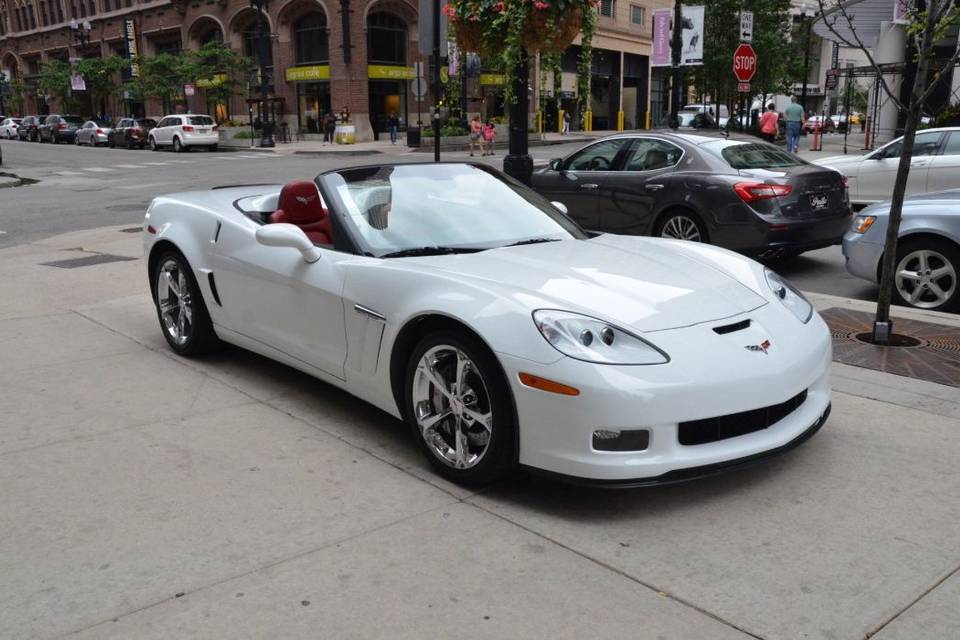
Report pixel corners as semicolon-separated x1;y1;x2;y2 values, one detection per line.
144;162;832;486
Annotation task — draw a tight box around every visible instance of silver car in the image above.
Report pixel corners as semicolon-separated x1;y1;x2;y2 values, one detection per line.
75;120;113;147
843;189;960;312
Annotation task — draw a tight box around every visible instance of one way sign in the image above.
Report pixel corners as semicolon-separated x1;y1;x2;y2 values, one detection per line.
740;11;753;43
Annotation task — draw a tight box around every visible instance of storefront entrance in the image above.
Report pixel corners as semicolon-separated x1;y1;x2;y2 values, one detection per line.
297;82;331;133
368;80;406;138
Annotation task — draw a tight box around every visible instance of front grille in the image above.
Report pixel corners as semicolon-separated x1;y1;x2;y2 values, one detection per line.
678;390;808;446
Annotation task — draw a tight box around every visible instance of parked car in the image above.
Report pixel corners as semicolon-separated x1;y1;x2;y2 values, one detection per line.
148;114;218;152
0;117;21;139
108;117;157;149
843;189;960;312
17;115;41;142
829;114;848;132
532;133;852;258
38;114;84;143
675;110;717;129
143;162;832;485
803;115;835;133
683;103;729;119
848;113;862;126
814;127;960;206
75;119;114;146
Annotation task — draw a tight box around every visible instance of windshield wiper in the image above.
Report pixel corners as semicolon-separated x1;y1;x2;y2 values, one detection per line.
379;246;485;258
505;237;563;247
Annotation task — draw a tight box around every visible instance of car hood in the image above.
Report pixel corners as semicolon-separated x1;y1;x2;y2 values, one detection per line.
405;235;768;332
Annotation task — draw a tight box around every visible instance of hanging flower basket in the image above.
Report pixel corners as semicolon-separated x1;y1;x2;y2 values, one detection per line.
524;6;583;53
449;20;489;55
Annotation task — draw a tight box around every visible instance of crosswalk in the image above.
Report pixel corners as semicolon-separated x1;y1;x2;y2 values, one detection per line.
53;153;280;176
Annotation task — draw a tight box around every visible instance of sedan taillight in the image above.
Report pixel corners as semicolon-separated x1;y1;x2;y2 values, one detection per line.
95;129;103;135
57;123;67;130
733;182;793;203
212;125;219;132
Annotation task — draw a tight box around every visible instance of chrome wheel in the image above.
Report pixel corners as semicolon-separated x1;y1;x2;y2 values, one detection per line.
155;258;194;346
411;345;493;470
896;249;957;309
660;215;703;242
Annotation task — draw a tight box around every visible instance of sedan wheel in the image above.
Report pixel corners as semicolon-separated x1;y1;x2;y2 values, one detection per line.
152;252;220;355
173;137;183;153
894;241;959;311
657;212;706;242
405;332;515;485
149;137;158;151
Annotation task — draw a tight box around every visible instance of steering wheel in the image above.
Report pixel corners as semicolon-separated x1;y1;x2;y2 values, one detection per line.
588;156;611;170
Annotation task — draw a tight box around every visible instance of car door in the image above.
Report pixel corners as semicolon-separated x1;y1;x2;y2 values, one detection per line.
80;122;93;143
857;131;944;202
599;137;683;235
925;131;960;193
533;138;633;232
208;214;348;379
114;119;128;145
153;118;171;144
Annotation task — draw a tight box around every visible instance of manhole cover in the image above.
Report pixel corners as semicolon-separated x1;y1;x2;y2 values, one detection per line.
820;307;960;387
41;254;138;269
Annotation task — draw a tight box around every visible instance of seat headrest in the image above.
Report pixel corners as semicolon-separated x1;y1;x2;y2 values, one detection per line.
276;181;325;223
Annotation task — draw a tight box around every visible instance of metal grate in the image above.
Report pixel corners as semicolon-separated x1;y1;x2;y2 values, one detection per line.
679;390;808;446
820;307;960;388
41;254;138;269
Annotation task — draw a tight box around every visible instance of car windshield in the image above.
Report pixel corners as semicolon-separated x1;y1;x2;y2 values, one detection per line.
138;119;158;127
701;141;805;169
62;116;84;124
321;163;585;258
188;116;214;126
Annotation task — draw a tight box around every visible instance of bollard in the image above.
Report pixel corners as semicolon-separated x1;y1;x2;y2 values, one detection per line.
810;122;820;151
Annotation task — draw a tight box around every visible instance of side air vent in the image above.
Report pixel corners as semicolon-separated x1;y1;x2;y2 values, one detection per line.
208;273;222;306
713;319;751;335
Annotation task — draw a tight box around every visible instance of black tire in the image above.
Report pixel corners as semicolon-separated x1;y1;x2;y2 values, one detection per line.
654;209;709;243
127;138;135;150
208;144;218;152
149;136;159;151
173;137;184;153
108;137;116;148
150;250;221;356
891;237;960;312
404;330;516;486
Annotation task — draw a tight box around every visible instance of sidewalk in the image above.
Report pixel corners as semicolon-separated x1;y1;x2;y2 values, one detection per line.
1;225;958;639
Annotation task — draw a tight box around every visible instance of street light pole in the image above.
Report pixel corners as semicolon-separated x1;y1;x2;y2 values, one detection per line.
250;0;275;148
70;19;92;47
801;12;811;114
669;0;682;129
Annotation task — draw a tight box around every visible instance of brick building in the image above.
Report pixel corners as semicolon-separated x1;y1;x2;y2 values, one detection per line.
1;0;667;141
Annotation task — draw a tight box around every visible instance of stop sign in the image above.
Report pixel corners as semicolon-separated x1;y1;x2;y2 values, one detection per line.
733;44;757;82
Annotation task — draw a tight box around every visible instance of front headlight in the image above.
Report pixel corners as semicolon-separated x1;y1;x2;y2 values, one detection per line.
852;215;876;233
532;310;669;365
764;268;813;323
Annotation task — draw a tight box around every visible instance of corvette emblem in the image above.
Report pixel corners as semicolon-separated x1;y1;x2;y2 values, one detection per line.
745;339;771;354
296;194;317;205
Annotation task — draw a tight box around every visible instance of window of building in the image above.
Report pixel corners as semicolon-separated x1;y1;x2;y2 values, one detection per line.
103;0;111;11
367;12;406;64
598;0;614;18
630;4;644;25
294;12;328;64
28;5;36;28
55;1;63;22
87;0;94;15
153;38;181;55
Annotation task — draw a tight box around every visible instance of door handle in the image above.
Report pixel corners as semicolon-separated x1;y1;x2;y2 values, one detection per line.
911;159;929;166
645;183;665;191
579;183;600;190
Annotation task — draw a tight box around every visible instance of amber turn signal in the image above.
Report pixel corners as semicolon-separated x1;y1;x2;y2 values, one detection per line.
518;372;580;396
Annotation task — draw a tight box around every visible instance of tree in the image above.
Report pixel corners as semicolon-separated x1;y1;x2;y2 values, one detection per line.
185;41;255;117
37;59;79;112
818;0;960;342
127;53;190;115
75;56;128;117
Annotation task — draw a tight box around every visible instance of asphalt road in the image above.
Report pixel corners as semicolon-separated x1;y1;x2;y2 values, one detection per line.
0;137;875;302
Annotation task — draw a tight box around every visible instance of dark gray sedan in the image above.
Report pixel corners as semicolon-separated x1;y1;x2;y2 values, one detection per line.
532;132;852;258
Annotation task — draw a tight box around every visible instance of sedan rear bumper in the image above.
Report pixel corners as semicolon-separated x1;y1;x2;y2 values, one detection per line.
729;211;853;256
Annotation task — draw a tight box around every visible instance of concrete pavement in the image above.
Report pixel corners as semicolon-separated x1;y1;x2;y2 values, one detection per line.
1;224;958;639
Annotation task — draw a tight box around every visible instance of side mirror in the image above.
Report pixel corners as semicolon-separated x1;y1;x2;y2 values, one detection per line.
551;201;568;215
255;223;321;263
548;158;563;172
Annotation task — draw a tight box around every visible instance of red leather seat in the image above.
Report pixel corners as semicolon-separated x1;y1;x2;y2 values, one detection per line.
270;181;332;245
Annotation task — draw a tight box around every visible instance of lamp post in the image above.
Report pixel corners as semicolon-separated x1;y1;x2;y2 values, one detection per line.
70;19;92;47
669;0;682;129
801;12;812;115
249;0;275;148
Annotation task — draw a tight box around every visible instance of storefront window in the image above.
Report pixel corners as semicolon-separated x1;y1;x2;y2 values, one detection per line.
294;13;328;64
367;12;406;64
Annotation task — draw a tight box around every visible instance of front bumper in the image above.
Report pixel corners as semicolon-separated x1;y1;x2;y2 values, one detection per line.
842;231;883;283
499;303;833;482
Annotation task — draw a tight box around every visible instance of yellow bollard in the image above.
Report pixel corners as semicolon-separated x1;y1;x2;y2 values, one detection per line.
537;110;543;134
645;111;651;130
558;109;565;133
617;110;624;131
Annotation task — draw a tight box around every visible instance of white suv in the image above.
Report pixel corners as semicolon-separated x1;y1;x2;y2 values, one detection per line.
149;114;219;152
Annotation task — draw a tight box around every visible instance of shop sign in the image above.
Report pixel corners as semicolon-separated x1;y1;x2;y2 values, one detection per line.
124;19;140;78
479;73;505;86
368;64;416;80
285;65;331;82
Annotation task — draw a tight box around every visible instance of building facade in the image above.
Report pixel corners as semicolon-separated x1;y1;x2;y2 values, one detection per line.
0;0;668;140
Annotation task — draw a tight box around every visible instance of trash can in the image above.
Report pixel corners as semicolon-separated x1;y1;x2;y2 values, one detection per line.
407;127;421;147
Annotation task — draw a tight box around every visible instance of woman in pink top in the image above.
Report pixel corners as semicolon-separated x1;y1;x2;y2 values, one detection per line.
759;103;779;144
482;120;496;156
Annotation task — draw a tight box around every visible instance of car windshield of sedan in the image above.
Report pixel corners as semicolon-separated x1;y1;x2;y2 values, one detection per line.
322;163;585;257
701;141;805;169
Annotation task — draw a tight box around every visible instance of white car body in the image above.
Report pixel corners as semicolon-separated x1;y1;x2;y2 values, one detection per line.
814;127;960;206
0;117;21;139
149;114;219;151
75;121;112;146
143;165;832;485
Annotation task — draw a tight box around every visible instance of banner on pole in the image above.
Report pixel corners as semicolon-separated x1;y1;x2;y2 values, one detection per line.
893;0;912;24
680;5;704;66
651;9;672;67
124;19;140;78
70;73;86;91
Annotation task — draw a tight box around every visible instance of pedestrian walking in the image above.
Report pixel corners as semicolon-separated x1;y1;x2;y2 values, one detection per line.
468;115;483;157
482;119;496;155
562;111;571;134
322;112;333;144
388;112;399;145
759;103;779;143
784;95;805;154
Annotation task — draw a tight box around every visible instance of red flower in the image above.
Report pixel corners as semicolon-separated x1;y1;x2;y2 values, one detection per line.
442;3;456;16
534;0;549;8
493;0;505;11
469;13;479;20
